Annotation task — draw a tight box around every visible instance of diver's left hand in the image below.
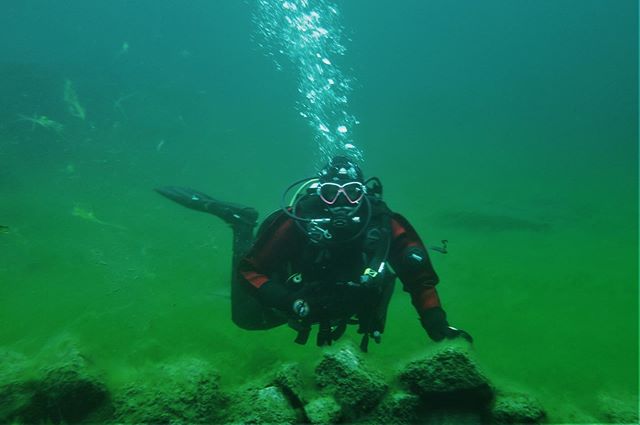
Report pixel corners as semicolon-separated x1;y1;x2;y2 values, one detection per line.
420;307;473;343
443;326;473;343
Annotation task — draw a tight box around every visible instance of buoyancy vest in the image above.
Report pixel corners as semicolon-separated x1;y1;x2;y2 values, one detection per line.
258;196;396;350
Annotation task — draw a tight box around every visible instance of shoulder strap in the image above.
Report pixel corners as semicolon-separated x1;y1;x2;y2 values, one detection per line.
359;199;393;286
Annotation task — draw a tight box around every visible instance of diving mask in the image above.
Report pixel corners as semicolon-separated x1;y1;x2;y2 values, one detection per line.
318;181;366;205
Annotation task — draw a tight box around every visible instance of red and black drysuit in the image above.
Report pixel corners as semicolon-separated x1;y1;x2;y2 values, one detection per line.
232;206;454;344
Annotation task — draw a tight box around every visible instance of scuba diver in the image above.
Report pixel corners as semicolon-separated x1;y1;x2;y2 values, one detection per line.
156;156;472;351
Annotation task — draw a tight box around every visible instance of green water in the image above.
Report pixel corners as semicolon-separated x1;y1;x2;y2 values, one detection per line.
0;1;637;423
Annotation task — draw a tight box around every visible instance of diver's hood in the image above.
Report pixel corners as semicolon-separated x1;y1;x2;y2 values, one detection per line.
318;156;364;185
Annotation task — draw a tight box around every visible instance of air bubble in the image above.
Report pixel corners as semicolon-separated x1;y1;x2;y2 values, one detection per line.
254;0;363;165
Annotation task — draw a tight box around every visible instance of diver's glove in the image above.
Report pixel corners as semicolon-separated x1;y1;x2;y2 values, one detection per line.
256;280;291;312
420;307;473;343
257;280;315;319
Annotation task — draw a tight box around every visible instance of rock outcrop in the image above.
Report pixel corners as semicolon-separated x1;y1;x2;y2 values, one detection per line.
0;345;111;424
315;344;388;420
113;357;228;424
490;391;546;424
0;342;556;424
399;346;493;408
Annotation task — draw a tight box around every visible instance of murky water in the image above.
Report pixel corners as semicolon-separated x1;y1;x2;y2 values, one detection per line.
0;1;637;422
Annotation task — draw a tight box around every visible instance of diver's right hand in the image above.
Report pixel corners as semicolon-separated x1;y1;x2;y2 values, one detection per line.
154;186;214;213
258;280;321;321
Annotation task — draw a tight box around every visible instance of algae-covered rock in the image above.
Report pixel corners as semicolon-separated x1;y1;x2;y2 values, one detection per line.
315;345;388;420
0;380;37;423
364;391;421;425
228;384;299;425
272;362;306;407
33;360;111;423
595;393;639;425
0;345;112;424
490;392;546;424
114;357;228;424
304;396;342;424
399;347;493;408
226;362;308;424
422;409;486;425
0;349;34;422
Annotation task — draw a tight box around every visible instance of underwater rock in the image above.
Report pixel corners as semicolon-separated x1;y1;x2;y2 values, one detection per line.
0;346;111;424
490;392;546;424
272;362;306;408
595;393;639;424
315;345;388;420
228;384;300;425
114;357;228;424
398;347;493;408
228;362;312;424
0;350;36;423
34;359;111;423
0;380;38;424
304;396;342;424
421;409;486;425
363;391;422;425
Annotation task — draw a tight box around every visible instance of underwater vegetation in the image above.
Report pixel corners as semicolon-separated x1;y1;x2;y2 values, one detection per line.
0;65;82;136
71;203;127;230
63;79;86;121
17;114;64;133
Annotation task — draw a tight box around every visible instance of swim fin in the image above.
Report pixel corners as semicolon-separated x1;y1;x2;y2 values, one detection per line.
155;186;258;227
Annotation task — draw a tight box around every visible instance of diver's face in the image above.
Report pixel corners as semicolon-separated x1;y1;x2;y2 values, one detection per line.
327;205;356;229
